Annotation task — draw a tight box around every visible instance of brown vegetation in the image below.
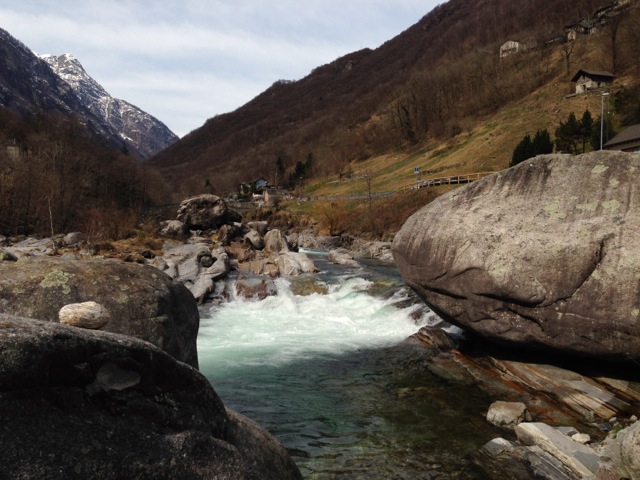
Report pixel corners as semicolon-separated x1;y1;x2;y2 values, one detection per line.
148;0;636;199
0;109;170;239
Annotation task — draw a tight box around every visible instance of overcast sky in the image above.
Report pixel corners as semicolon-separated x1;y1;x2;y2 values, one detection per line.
0;1;440;137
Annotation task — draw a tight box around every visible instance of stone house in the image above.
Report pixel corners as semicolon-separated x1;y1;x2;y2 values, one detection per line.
571;69;614;94
253;178;268;193
565;18;597;40
603;124;640;152
5;140;20;160
499;41;521;58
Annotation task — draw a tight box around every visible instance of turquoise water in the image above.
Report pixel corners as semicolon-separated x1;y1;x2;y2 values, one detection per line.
198;256;494;479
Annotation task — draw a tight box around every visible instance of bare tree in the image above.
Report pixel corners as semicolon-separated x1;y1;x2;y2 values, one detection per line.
561;40;576;76
602;13;626;74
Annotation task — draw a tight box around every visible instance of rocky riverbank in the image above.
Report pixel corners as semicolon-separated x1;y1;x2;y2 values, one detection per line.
2;156;640;479
394;151;640;480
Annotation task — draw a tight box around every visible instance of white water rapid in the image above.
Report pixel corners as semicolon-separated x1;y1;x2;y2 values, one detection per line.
197;256;493;479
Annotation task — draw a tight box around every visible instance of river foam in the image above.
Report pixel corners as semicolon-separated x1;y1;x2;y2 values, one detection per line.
197;264;492;479
198;276;429;372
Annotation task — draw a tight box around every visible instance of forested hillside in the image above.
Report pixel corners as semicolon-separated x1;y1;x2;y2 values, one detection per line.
0;109;169;237
148;0;638;197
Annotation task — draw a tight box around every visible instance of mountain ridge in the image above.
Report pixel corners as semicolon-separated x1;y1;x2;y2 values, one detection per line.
41;53;178;159
0;27;177;159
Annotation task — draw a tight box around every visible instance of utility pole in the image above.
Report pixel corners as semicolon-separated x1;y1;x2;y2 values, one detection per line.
600;92;610;150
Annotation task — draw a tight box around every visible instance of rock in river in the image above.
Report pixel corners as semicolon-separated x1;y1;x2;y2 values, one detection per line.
393;151;640;362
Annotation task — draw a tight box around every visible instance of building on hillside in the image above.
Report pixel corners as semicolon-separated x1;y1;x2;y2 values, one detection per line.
253;178;268;193
565;18;597;40
499;41;521;58
603;124;640;152
571;69;614;94
238;177;269;196
5;139;20;160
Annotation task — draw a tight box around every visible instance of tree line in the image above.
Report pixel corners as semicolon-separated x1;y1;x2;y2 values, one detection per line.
0;109;169;239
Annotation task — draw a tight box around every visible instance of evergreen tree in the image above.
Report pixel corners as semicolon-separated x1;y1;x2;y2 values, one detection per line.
555;112;581;154
274;153;286;187
579;110;594;153
532;129;554;155
510;134;533;167
511;129;554;167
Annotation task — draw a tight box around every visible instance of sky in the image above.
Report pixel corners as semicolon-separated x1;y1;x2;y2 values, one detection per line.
0;1;440;138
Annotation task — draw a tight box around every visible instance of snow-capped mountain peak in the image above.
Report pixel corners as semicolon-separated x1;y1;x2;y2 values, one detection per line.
39;52;178;159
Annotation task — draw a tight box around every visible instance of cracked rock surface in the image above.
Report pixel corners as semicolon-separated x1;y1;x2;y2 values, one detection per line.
392;151;640;362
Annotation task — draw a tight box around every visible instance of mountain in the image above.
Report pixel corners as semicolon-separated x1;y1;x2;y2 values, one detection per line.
147;0;619;193
0;28;177;159
0;27;120;147
41;54;178;159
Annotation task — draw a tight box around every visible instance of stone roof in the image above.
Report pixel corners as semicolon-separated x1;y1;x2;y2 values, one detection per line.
571;69;615;82
604;124;640;151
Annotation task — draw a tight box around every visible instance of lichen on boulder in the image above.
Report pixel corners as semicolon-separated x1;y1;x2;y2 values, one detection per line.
393;151;640;362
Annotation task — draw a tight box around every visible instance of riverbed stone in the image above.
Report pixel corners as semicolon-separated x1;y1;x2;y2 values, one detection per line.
393;151;640;362
244;229;265;250
487;401;530;428
598;420;640;480
264;229;290;253
0;257;199;368
235;275;278;300
62;231;88;246
515;422;599;478
0;247;17;261
160;219;186;236
277;251;317;276
328;248;359;267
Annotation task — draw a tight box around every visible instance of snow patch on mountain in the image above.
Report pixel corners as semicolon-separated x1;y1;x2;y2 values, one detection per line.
40;53;178;159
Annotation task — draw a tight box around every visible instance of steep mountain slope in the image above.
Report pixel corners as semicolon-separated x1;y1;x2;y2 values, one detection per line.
0;28;121;148
41;54;178;159
0;28;177;159
147;0;603;192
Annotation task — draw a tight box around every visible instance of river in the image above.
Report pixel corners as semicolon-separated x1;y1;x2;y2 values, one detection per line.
198;252;496;479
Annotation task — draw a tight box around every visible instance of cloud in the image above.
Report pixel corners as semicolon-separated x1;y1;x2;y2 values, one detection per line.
0;1;438;137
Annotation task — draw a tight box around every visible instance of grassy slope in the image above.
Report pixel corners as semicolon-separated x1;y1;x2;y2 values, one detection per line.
303;76;607;200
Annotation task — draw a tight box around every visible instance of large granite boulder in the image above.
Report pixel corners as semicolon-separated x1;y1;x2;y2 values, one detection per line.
177;194;231;230
0;257;199;368
393;151;640;362
0;315;302;480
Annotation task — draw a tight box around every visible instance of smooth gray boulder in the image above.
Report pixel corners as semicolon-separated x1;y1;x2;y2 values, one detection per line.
515;422;599;478
0;315;302;480
244;229;265;250
264;229;290;253
0;257;199;368
597;420;640;480
393;151;640;362
487;401;530;429
177;194;229;230
154;243;231;303
328;248;359;267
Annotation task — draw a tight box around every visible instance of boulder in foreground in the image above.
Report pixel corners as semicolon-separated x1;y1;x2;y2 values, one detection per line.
0;257;200;367
0;315;302;480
